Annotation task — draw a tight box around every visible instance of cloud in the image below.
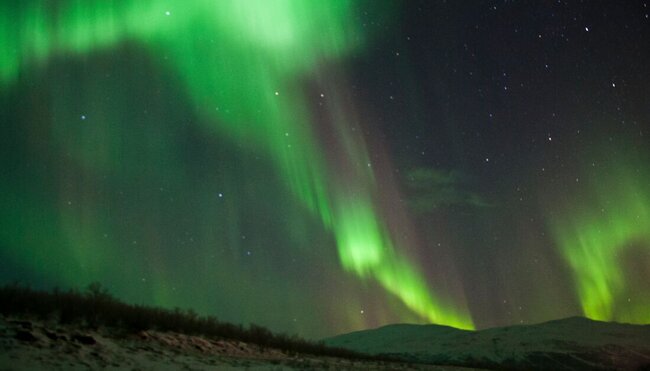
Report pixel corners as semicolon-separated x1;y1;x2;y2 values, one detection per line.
402;168;492;213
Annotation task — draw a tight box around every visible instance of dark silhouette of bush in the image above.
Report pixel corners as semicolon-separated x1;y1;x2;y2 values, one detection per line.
0;283;398;363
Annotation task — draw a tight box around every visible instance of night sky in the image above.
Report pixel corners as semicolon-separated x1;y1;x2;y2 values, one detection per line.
1;0;649;339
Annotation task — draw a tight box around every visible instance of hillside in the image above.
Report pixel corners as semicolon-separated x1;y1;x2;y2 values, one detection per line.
0;316;494;370
325;317;650;370
0;285;484;370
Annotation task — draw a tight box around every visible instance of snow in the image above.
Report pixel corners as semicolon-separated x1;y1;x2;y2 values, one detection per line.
0;316;482;370
324;317;650;370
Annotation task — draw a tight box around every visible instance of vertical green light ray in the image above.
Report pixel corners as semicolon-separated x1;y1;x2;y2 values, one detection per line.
1;0;474;330
549;148;650;323
331;195;472;329
0;182;120;286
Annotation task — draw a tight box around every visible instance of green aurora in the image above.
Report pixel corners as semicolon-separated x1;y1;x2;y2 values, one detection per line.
2;0;649;336
0;1;473;330
548;145;650;324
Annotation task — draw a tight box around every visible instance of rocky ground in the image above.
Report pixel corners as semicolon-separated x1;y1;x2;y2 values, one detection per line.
0;316;484;370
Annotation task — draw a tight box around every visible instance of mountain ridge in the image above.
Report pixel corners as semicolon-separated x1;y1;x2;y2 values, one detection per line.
324;316;650;370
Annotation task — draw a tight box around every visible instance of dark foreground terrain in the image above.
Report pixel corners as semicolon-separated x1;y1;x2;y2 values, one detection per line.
0;285;483;370
0;316;485;370
5;284;649;370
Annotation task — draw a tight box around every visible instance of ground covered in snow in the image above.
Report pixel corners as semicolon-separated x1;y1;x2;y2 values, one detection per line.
325;317;650;370
0;316;484;370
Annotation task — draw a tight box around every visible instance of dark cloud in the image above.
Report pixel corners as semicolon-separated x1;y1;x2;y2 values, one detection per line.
402;168;492;213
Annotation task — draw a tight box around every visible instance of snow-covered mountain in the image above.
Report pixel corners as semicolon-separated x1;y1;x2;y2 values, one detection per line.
325;317;650;370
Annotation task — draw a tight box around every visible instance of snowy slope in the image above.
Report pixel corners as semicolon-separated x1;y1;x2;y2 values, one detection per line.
0;316;485;370
325;317;650;370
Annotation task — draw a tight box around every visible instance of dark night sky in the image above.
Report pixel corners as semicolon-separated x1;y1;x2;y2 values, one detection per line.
1;1;649;338
350;0;650;328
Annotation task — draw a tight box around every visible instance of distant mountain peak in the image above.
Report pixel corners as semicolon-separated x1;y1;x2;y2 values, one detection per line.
325;317;650;371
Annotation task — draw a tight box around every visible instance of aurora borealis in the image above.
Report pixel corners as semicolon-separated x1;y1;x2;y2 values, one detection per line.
548;144;650;323
1;1;649;338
